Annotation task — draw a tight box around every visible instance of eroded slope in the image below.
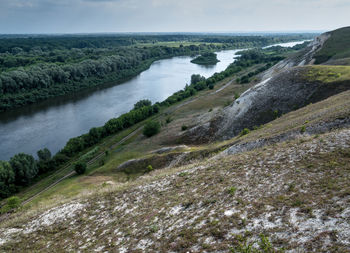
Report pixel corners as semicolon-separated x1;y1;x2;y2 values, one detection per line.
1;124;350;252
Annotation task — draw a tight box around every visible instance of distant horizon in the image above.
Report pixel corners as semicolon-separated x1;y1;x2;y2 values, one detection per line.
0;30;324;36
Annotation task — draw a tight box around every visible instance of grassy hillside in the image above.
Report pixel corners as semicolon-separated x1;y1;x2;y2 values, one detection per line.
314;26;350;64
1;90;350;251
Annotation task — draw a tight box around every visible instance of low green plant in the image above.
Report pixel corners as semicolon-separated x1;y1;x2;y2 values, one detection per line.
228;186;237;195
240;128;250;136
165;117;172;124
300;125;306;133
146;165;154;172
181;125;188;131
234;92;240;100
149;225;159;233
179;172;189;177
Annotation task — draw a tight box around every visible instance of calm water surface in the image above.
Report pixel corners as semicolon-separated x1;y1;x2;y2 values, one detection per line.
0;41;308;160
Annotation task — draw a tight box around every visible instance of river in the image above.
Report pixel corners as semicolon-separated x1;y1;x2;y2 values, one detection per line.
0;40;309;160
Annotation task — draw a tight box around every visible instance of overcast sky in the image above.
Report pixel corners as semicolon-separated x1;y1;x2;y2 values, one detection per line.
0;0;349;34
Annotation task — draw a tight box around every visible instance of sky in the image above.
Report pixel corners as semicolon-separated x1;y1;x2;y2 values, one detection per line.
0;0;349;34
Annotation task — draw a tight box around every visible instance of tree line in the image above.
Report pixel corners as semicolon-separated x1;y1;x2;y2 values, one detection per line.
0;44;228;112
0;34;315;112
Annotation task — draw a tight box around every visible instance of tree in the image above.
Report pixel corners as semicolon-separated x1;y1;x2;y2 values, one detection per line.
191;74;205;85
74;162;87;175
134;99;152;110
37;148;51;162
143;121;161;137
9;153;38;186
0;161;15;199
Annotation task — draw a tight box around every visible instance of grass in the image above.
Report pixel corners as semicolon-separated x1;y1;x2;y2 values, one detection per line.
304;65;350;83
314;26;350;63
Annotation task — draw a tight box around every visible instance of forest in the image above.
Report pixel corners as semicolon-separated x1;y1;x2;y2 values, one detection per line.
0;41;309;201
0;34;314;112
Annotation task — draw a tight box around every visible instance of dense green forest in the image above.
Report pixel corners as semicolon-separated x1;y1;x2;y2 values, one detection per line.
0;34;315;112
0;41;309;201
191;52;220;65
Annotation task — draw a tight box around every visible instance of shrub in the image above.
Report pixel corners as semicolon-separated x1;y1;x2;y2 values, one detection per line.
228;186;237;195
165;117;172;124
74;162;87;175
181;125;188;131
0;196;20;214
143;121;161;137
7;196;20;209
146;165;153;172
240;128;250;136
300;125;306;133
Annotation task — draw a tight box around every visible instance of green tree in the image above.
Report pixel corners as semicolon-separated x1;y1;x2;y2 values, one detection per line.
74;162;87;175
134;99;152;110
191;74;205;85
9;153;38;186
143;121;161;137
0;161;16;199
37;148;51;162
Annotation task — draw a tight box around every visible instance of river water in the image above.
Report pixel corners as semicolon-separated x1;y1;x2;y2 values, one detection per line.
0;40;308;160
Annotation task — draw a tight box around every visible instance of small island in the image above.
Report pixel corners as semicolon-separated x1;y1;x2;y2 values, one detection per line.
191;52;220;65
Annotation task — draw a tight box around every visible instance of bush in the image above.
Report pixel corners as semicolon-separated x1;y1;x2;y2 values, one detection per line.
181;125;188;131
240;128;250;136
143;121;161;137
74;162;87;175
228;186;237;195
165;117;172;124
7;196;20;209
146;165;153;172
0;196;20;214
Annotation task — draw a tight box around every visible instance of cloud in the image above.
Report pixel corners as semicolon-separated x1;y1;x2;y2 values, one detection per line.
0;0;349;33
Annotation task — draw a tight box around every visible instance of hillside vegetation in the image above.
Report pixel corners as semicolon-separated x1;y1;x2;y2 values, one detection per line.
1;89;350;251
314;26;350;64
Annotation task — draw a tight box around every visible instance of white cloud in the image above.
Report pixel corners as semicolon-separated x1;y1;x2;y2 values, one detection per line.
0;0;349;33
